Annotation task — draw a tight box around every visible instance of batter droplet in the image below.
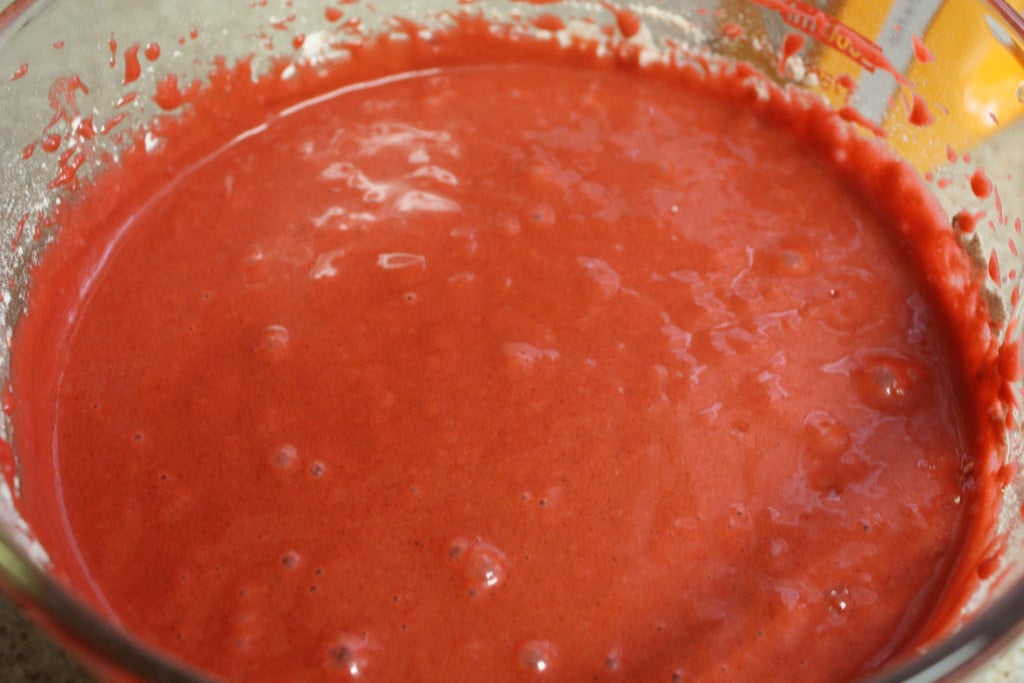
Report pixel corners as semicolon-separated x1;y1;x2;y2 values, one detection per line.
281;550;301;569
518;640;555;674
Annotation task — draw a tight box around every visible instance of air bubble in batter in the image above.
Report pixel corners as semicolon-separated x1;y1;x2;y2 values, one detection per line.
324;632;376;678
464;543;508;594
518;640;555;675
851;353;927;413
272;443;299;470
259;324;290;359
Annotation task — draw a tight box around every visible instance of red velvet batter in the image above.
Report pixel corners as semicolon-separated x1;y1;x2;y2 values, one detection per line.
9;21;1011;683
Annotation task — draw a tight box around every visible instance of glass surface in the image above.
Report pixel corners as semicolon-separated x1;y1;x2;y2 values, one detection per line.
0;1;1022;681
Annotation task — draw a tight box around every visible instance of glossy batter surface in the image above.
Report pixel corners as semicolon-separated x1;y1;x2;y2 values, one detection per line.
11;48;991;682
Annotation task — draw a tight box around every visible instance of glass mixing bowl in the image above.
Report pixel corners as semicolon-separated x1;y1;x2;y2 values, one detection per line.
0;0;1022;681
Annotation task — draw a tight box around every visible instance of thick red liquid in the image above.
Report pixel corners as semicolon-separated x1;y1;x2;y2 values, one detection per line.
10;27;1008;683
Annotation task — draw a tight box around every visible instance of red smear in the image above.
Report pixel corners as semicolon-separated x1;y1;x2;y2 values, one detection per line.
1009;239;1018;257
999;338;1022;383
10;213;28;250
49;148;86;190
53;40;64;49
531;14;566;32
908;94;933;126
177;36;186;46
837;73;855;91
75;117;96;140
34;212;52;242
971;169;992;199
778;33;804;76
153;74;202;111
11;63;27;80
945;146;958;163
912;35;933;63
1015;217;1022;234
936;177;952;189
190;28;199;40
292;33;306;49
989;111;999;126
123;43;142;85
837;105;886;137
108;35;117;68
40;134;61;153
325;6;343;21
964;152;972;163
601;2;641;39
953;210;977;233
145;42;161;61
509;0;564;4
721;23;743;39
21;141;36;160
116;92;137;108
101;112;129;135
1;381;13;416
989;250;1000;283
270;15;296;31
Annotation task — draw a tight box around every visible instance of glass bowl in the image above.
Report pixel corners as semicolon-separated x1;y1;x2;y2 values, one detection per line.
0;1;1022;681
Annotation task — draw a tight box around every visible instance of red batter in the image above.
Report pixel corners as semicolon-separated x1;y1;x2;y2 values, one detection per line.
9;20;1011;683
